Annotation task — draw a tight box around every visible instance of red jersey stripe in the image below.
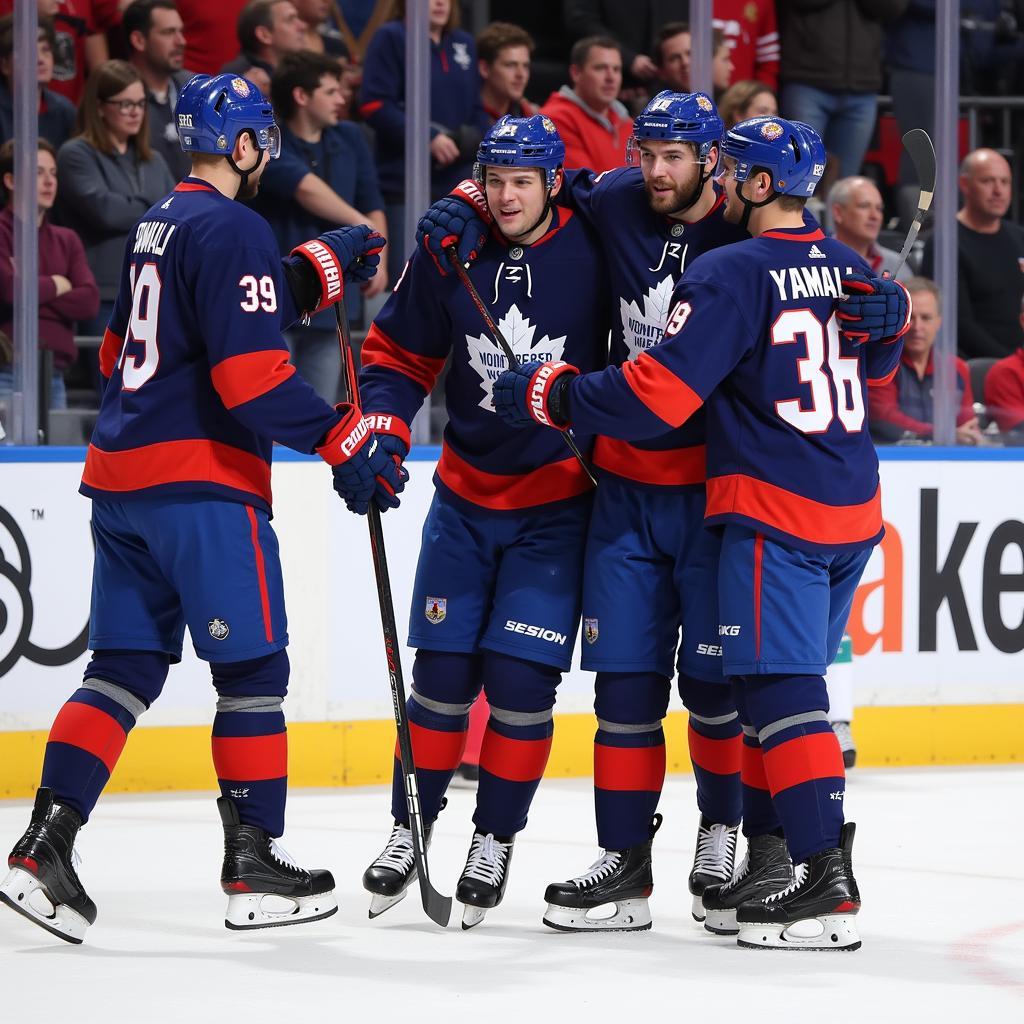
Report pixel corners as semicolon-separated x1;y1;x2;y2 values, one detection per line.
741;741;770;791
753;532;765;659
99;327;123;379
594;743;667;792
705;473;882;546
402;722;468;771
687;723;742;775
622;351;703;428
593;436;706;486
48;702;128;774
245;506;274;644
867;363;900;387
361;323;447;394
174;181;215;192
82;439;273;505
479;728;552;782
211;732;288;781
436;444;593;510
359;100;384;117
763;731;845;795
210;350;297;410
761;228;826;241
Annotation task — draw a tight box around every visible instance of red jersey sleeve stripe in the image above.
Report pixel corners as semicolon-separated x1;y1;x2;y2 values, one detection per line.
867;363;900;387
210;349;297;410
593;436;706;486
360;100;384;117
99;327;123;379
621;351;703;428
361;323;446;394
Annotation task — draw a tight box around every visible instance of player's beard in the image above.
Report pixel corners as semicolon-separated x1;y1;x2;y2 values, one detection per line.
645;171;702;216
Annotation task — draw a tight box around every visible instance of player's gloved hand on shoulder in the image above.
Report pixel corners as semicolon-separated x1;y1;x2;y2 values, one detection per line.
362;412;411;479
492;359;578;430
316;404;406;515
837;272;912;345
416;179;492;276
289;225;387;314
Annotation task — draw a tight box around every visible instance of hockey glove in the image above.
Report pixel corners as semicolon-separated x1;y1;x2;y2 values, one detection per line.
837;272;912;345
416;179;492;276
492;359;578;429
290;226;386;314
316;404;406;515
362;412;411;477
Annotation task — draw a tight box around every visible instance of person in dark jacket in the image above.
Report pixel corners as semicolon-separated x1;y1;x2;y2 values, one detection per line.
0;138;100;416
777;0;906;179
220;0;306;96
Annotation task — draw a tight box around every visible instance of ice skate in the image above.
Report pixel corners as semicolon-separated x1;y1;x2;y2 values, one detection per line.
218;797;336;930
688;815;739;922
542;814;661;933
736;822;861;951
702;833;793;935
832;721;856;768
456;831;514;929
0;788;96;944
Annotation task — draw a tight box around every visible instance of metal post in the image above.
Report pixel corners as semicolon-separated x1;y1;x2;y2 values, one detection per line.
11;0;39;445
932;0;960;447
688;0;714;99
467;1;490;37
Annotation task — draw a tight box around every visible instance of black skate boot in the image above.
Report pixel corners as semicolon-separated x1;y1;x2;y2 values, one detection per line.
688;815;739;922
218;797;337;930
542;814;662;933
456;831;515;930
0;788;96;944
702;833;793;935
736;822;861;951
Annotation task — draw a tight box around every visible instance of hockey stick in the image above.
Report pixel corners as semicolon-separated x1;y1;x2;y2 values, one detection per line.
890;129;936;278
333;300;453;929
444;244;598;486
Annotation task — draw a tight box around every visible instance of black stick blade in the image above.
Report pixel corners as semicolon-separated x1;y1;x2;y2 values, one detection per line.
902;129;936;211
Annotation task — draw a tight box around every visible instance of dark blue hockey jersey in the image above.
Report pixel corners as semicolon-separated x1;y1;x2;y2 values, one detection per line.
565;166;748;488
360;207;610;511
80;178;341;513
568;224;903;551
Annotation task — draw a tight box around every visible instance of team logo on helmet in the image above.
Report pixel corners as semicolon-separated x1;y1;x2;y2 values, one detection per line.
760;121;784;140
494;122;518;137
208;618;230;640
542;117;557;133
584;618;599;644
230;77;250;97
696;95;713;111
425;597;447;624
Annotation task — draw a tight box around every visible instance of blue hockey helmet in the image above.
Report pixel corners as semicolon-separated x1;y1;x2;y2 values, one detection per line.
174;73;281;160
721;116;826;196
474;114;566;190
627;90;723;167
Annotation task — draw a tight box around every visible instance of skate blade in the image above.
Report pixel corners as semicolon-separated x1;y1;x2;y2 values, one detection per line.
690;893;706;922
0;867;90;944
703;907;738;935
224;889;338;931
736;913;861;951
461;905;487;930
542;898;652;933
368;888;407;919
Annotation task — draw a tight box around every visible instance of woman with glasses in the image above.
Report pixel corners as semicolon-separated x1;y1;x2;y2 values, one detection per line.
56;59;175;355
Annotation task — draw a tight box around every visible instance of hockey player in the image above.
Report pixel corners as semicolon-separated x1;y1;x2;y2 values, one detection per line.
491;116;911;951
0;73;400;944
355;114;610;929
418;92;757;932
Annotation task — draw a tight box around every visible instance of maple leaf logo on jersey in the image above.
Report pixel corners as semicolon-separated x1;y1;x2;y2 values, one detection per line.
466;304;566;412
620;275;675;361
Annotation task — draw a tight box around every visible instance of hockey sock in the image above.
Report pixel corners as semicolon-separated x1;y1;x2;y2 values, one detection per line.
732;679;782;838
461;695;490;768
211;652;290;837
679;674;742;826
474;654;558;836
390;651;480;825
743;674;845;863
40;651;168;823
593;672;669;851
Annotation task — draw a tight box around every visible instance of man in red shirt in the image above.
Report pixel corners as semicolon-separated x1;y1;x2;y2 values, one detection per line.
984;299;1024;435
176;0;248;76
714;0;779;90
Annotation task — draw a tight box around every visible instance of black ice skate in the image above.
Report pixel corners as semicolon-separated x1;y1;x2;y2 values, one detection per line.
736;822;861;951
218;797;337;930
456;831;514;929
0;788;96;944
542;814;662;933
688;815;739;922
702;833;793;935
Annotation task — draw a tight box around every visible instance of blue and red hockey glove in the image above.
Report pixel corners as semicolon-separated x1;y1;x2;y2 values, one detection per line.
492;359;579;429
316;404;407;515
362;412;411;478
290;225;386;314
837;272;912;345
416;179;492;276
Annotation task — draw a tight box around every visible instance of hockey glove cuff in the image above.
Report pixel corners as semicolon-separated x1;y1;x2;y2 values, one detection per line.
289;227;387;314
416;179;492;276
837;273;912;345
363;412;411;476
492;359;578;430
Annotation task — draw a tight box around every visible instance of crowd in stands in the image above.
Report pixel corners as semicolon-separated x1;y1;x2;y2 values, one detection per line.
1;0;1024;446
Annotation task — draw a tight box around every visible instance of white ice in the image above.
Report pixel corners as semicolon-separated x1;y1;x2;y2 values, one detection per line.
1;768;1022;1022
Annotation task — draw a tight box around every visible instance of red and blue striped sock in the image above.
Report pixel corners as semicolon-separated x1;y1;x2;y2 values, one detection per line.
593;724;666;851
680;676;742;826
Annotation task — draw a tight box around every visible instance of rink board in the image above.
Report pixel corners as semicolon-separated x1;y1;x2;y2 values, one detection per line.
1;447;1022;797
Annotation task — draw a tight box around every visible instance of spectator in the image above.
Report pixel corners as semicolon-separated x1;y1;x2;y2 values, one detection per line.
256;50;386;401
868;277;982;446
562;1;666;86
922;149;1024;361
0;16;76;150
292;0;348;58
56;59;174;341
540;36;631;171
829;176;912;282
221;0;307;96
0;138;99;416
984;296;1024;436
177;0;247;75
360;0;487;283
477;22;537;123
652;22;734;98
718;78;777;129
715;0;779;90
124;0;192;181
776;0;904;179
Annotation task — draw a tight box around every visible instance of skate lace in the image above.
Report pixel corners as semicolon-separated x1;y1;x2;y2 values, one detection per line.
268;838;301;873
693;822;738;881
375;824;415;873
462;833;510;887
721;851;750;894
570;851;622;890
765;861;808;902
